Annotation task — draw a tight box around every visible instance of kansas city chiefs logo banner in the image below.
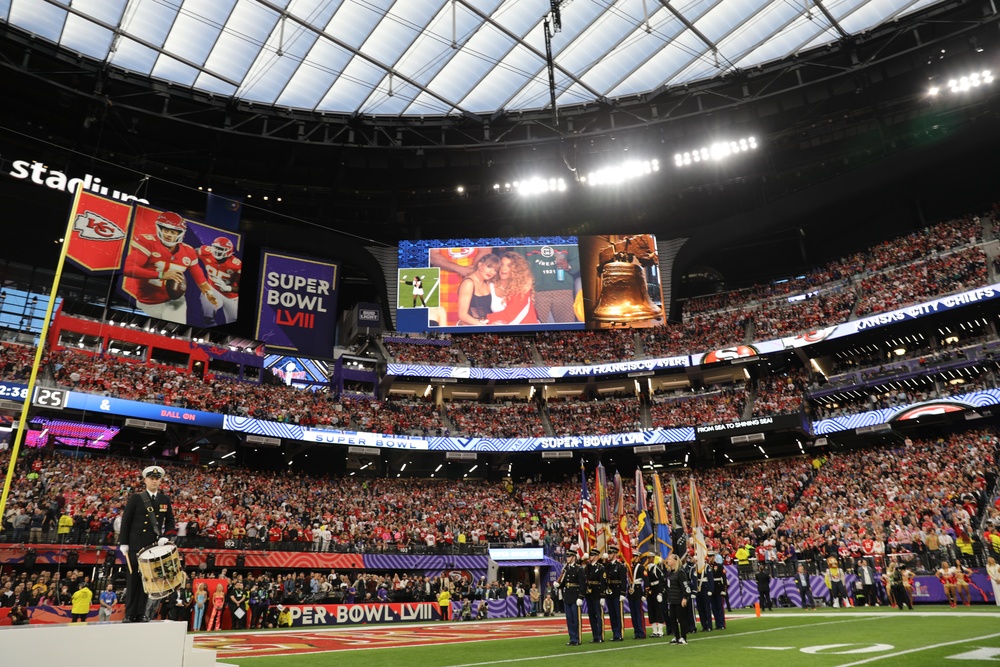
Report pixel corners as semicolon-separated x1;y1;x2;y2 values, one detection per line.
66;189;132;272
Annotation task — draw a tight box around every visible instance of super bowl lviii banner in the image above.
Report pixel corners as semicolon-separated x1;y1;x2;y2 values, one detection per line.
119;205;243;326
255;250;339;359
65;189;132;272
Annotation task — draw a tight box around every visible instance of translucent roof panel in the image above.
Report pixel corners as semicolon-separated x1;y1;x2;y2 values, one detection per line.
59;13;115;62
6;0;951;116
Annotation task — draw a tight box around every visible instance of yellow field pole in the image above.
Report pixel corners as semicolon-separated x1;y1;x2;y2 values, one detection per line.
0;185;84;522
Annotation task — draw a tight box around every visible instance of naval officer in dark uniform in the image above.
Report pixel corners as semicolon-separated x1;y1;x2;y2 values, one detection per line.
584;548;607;642
605;546;628;641
629;552;650;639
119;465;176;622
555;552;586;645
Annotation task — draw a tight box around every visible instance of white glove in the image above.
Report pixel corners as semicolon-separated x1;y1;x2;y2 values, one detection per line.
642;596;647;601
619;595;626;602
158;537;170;547
576;599;583;608
656;594;663;603
119;545;129;556
552;582;560;589
600;598;606;607
708;591;712;596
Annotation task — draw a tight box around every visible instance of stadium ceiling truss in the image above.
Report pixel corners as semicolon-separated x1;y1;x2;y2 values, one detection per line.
0;0;994;150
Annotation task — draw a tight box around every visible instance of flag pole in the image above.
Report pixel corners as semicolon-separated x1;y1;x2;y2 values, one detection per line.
0;186;82;522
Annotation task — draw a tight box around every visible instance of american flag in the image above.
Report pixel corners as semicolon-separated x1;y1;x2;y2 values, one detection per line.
577;461;595;557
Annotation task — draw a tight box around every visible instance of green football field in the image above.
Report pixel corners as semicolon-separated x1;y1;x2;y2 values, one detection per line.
397;270;440;309
207;608;1000;667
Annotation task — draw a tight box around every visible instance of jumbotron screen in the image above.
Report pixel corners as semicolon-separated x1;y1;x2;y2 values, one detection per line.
397;235;667;333
27;418;119;449
264;354;330;391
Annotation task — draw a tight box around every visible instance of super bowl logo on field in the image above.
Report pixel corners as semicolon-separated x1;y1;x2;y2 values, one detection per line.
702;345;758;364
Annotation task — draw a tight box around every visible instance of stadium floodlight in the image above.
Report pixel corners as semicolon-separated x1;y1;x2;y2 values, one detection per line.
582;159;659;187
515;176;567;195
674;137;758;167
939;70;993;94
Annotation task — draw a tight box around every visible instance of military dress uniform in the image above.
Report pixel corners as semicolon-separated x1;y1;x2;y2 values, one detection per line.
119;467;176;622
711;560;728;628
629;556;648;638
646;559;666;636
683;560;698;633
694;563;714;632
604;548;628;641
584;548;607;642
556;555;586;645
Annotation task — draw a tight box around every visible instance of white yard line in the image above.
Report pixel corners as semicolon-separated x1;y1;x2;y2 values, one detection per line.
831;632;1000;667
443;616;876;667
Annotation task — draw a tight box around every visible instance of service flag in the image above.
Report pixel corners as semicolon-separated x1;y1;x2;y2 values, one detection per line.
612;470;624;519
635;470;654;556
651;473;674;560
594;462;612;550
689;476;709;575
669;477;688;558
617;514;633;581
65;189;132;273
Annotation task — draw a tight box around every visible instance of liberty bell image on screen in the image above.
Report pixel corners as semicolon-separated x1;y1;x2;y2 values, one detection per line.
592;233;662;323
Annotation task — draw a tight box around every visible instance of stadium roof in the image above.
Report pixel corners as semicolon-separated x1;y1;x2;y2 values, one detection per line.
5;0;943;118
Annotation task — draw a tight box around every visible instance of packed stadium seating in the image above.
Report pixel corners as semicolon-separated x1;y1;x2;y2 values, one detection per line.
444;400;546;438
534;330;637;366
382;337;463;365
546;394;644;436
680;212;985;320
4;427;993;573
753;371;809;417
649;386;746;427
1;205;998;573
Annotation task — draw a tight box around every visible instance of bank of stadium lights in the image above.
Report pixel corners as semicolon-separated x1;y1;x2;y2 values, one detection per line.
928;70;993;95
581;159;659;186
517;177;567;195
675;137;757;167
483;178;567;195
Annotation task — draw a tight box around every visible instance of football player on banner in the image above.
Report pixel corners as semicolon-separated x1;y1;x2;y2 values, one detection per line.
198;236;241;324
123;211;217;323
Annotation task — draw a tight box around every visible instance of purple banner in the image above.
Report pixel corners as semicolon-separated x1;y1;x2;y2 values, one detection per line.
255;250;340;359
362;554;488;570
722;566;995;608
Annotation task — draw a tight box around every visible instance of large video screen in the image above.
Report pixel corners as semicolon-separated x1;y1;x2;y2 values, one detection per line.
120;204;243;327
264;354;331;391
397;235;667;333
